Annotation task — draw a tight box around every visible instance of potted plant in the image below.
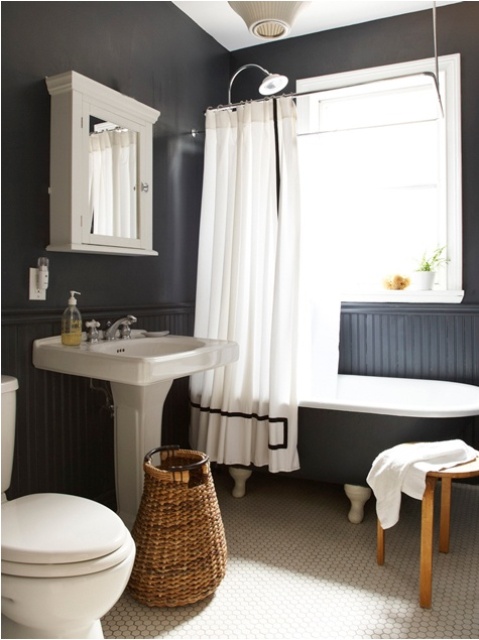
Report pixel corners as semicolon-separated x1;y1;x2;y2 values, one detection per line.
414;246;450;290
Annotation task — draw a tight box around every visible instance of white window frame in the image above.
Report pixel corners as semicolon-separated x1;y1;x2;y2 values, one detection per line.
296;54;463;303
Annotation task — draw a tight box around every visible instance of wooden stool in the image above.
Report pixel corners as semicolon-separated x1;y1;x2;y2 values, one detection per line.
377;456;479;608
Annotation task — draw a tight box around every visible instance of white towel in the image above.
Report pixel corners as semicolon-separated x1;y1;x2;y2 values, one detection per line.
366;440;478;529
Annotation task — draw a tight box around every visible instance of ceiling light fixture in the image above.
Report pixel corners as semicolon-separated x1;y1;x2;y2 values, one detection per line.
228;63;289;104
228;1;310;41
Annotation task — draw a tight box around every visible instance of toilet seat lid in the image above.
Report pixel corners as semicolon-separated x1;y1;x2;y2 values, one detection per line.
1;493;128;564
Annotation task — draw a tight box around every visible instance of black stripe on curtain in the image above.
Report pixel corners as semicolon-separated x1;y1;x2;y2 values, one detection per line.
190;401;288;450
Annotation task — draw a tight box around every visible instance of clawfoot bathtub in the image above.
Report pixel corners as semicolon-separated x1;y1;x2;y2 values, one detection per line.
229;375;479;522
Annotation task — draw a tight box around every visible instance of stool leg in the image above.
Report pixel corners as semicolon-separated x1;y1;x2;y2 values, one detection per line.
420;475;437;608
377;519;385;565
439;477;452;553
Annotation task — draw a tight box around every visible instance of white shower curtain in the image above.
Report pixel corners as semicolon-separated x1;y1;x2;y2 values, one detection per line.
190;97;301;472
89;129;137;238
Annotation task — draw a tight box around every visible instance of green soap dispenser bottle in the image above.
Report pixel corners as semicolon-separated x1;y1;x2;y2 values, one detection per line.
61;291;82;346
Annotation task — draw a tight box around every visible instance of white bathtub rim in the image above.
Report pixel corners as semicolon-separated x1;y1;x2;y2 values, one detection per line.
299;374;479;418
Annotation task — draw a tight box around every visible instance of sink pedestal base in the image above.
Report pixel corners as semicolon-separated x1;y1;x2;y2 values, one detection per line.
110;380;173;529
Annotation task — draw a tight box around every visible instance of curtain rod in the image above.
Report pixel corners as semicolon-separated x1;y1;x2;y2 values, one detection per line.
205;70;442;113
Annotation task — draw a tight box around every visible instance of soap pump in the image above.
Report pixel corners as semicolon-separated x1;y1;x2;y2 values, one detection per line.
61;291;82;346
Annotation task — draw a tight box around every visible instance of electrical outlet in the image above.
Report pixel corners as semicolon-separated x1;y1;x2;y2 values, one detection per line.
29;268;46;300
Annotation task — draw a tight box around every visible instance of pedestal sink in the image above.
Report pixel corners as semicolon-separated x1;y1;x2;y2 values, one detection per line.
33;334;238;528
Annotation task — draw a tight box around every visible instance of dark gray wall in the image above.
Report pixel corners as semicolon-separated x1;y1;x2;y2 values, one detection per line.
2;1;229;310
231;2;479;304
2;2;478;505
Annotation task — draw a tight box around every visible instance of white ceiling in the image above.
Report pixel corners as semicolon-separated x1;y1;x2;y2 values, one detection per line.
172;1;461;51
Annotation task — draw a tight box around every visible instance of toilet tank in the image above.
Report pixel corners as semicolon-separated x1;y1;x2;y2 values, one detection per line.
1;376;18;495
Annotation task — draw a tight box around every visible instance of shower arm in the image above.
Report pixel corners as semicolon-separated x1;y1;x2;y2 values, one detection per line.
229;64;269;103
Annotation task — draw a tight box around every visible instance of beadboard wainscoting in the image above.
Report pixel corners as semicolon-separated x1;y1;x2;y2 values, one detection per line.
339;303;479;385
2;303;478;506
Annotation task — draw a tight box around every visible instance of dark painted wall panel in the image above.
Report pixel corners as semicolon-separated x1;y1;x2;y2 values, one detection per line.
339;304;479;384
1;2;229;310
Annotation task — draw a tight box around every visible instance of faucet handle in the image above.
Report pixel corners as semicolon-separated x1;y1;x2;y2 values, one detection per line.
119;315;137;340
119;324;132;339
85;319;101;343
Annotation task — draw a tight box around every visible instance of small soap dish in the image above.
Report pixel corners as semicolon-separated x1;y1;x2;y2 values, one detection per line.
144;331;170;337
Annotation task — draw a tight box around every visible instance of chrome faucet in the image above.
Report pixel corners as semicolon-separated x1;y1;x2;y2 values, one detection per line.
104;315;137;341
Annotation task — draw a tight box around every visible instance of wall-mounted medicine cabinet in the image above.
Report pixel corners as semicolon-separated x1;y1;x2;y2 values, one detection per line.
45;71;160;255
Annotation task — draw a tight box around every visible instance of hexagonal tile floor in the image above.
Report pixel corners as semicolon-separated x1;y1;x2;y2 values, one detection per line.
102;468;478;639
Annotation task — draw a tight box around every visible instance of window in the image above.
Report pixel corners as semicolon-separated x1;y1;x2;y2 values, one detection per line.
296;55;462;303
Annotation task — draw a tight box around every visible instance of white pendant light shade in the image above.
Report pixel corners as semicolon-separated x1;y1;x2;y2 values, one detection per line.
228;2;309;40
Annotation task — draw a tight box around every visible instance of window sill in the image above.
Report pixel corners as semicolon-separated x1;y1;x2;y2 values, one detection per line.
340;290;464;304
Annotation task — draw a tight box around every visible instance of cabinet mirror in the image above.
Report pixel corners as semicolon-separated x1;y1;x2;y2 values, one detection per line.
89;117;138;241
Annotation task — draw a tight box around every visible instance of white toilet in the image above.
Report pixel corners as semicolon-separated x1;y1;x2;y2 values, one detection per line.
1;375;136;639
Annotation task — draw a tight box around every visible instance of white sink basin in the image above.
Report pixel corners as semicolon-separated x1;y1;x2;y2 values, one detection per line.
33;334;238;386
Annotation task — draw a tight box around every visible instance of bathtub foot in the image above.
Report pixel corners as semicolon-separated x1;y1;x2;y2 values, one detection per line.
229;466;252;498
344;484;372;524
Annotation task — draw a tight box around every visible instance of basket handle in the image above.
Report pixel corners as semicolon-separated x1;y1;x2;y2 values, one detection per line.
144;445;209;472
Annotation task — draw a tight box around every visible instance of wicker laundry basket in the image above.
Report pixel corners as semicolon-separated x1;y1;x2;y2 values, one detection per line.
127;445;227;607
